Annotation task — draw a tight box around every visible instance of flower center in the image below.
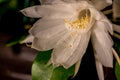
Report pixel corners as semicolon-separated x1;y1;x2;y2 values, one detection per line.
65;15;90;30
65;9;91;30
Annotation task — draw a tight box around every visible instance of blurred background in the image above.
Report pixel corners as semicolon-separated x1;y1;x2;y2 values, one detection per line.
0;0;39;80
0;0;120;80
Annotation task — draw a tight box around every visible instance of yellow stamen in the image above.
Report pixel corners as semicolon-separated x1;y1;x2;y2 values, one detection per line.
65;16;90;29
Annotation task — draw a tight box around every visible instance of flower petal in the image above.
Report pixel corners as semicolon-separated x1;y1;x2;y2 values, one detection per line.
72;61;81;78
61;0;80;3
101;17;113;35
51;32;79;67
31;31;64;51
39;0;87;4
95;60;104;80
91;21;113;67
51;31;91;68
62;31;91;68
39;0;64;4
21;35;34;43
91;0;112;10
21;4;75;18
30;19;68;51
95;53;104;80
29;19;67;38
113;0;120;18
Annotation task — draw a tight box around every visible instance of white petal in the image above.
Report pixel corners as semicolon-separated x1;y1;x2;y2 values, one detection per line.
20;35;34;43
39;0;64;4
72;61;81;78
39;0;88;4
31;34;59;51
95;54;104;80
95;60;104;80
91;21;113;67
62;31;91;68
113;0;120;18
21;4;75;18
61;0;80;3
31;25;68;50
91;0;112;10
51;31;91;68
91;10;113;34
100;17;113;35
29;19;67;38
51;32;80;67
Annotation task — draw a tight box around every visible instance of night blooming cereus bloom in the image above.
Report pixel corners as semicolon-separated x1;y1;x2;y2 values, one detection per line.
21;0;113;80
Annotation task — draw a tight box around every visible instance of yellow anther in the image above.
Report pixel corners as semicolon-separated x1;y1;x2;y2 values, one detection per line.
65;16;90;29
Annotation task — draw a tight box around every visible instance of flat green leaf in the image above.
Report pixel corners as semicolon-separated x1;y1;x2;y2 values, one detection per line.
32;50;75;80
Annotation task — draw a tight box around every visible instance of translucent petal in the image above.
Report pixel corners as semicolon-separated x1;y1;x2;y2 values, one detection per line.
21;4;75;18
62;31;91;68
39;0;64;4
21;35;34;43
91;0;112;10
91;21;113;67
30;20;68;51
40;0;88;4
61;0;80;3
113;0;120;18
72;61;81;78
29;19;67;38
31;29;67;51
95;60;104;80
100;17;113;35
40;0;89;4
51;32;80;67
51;31;91;68
95;53;104;80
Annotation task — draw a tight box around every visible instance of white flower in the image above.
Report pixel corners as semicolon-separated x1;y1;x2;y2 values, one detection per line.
21;1;113;80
